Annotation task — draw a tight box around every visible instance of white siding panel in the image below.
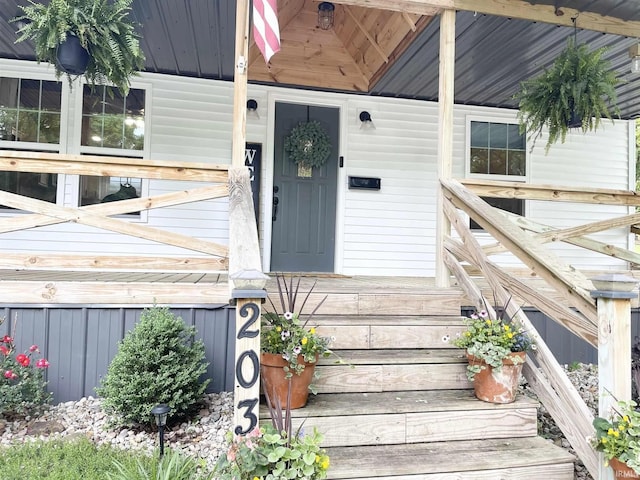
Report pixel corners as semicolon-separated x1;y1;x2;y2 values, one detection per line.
342;98;438;277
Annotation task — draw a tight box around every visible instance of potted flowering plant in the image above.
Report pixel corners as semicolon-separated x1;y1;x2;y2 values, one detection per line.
592;399;640;478
0;317;51;418
216;381;330;479
261;274;333;409
453;298;534;403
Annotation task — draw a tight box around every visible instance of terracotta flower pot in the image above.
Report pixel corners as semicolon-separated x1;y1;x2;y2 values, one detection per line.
610;458;640;479
466;351;525;404
260;352;317;409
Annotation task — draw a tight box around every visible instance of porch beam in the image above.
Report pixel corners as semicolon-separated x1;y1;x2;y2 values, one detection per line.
329;0;640;37
435;8;455;287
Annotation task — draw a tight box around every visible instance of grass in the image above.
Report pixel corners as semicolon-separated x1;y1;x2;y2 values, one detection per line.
0;437;153;480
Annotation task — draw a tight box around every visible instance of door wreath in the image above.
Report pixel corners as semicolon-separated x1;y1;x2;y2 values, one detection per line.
284;120;331;169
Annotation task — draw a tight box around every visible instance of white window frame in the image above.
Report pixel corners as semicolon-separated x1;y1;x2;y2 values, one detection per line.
0;72;70;214
465;115;529;225
71;80;152;222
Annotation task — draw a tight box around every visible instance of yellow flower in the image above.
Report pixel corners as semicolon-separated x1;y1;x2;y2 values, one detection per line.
320;455;330;469
302;337;308;345
613;430;620;437
316;454;321;463
310;327;316;334
465;332;471;337
507;332;514;339
623;415;630;422
276;326;282;332
253;477;260;480
619;425;626;431
608;428;615;435
504;325;511;331
486;319;492;325
602;437;608;444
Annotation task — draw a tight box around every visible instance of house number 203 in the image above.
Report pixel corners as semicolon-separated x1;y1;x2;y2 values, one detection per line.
235;301;260;435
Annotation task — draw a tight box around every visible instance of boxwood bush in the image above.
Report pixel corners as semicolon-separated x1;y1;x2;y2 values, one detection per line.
97;306;210;426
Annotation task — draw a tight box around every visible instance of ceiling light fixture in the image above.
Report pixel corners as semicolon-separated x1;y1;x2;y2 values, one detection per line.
318;2;335;30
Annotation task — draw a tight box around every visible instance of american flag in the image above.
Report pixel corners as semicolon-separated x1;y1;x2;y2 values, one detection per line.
253;0;281;63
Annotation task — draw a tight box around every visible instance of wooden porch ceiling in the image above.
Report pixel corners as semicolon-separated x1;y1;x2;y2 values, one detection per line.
248;0;435;92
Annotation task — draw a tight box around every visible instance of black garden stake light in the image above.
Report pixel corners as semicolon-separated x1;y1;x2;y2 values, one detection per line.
151;403;171;458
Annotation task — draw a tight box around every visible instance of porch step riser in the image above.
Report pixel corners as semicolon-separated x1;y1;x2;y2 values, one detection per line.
265;292;462;316
274;408;538;447
317;324;466;349
315;363;471;393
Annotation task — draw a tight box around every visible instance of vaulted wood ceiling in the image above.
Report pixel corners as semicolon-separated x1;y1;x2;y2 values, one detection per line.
248;0;436;92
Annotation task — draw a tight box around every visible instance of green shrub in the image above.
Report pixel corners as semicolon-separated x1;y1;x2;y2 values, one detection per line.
97;306;210;426
108;449;213;480
0;317;52;418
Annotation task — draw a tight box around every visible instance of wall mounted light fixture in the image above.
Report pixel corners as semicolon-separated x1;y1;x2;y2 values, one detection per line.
318;2;335;30
246;98;260;119
359;111;375;130
630;44;640;73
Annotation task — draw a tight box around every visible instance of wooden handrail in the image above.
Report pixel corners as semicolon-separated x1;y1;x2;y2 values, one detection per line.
441;189;599;476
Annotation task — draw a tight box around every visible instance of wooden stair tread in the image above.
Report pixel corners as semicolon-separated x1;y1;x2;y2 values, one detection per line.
260;390;538;418
318;349;466;365
323;437;575;479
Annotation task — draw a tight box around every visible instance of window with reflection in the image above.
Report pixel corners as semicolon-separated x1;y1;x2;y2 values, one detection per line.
0;77;62;208
469;121;526;230
79;85;146;213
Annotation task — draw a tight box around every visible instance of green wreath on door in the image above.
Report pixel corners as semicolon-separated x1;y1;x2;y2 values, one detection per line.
284;120;331;169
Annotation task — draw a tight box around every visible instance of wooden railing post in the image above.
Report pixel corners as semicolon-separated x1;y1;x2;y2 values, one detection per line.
228;166;268;436
230;270;267;436
590;274;638;480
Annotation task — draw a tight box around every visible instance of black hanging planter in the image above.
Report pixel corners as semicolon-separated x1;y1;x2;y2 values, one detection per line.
56;35;89;75
566;101;582;129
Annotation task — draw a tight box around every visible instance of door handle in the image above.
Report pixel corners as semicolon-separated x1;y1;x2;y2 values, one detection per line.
272;196;279;221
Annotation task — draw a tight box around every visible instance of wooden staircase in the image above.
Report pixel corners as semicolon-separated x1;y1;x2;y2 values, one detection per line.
261;285;576;479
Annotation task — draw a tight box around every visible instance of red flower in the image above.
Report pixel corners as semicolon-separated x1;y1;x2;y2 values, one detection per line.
3;370;17;380
36;358;50;369
1;335;12;344
0;345;8;356
15;353;30;367
29;345;39;353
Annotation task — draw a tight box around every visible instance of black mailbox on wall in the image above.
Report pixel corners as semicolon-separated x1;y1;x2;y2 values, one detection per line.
348;176;381;190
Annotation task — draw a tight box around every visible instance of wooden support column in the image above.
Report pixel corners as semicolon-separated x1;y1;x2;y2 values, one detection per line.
229;0;267;432
232;0;250;168
590;274;638;480
435;8;455;287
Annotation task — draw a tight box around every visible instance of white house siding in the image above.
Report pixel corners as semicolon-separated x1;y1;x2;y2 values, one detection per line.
0;59;633;275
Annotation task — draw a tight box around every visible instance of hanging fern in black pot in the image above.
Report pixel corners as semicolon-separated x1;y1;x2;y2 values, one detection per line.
515;38;619;153
13;0;145;95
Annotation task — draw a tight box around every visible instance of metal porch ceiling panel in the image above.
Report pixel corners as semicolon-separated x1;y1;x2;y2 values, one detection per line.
371;11;640;119
525;0;640;22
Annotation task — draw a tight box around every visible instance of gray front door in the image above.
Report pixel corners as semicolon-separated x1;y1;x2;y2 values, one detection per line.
271;103;339;272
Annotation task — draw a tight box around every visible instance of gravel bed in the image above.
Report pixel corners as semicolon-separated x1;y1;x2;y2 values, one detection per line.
0;365;599;479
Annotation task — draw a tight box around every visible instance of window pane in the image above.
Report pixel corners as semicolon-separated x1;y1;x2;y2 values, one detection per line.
19;79;41;109
489;123;508;149
507;124;525;150
470;148;488;174
0;78;61;145
0;78;19;109
489;149;507;175
470;121;489;147
0;108;17;140
470;197;524;229
0;171;57;207
17;110;39;142
508;150;526;176
79;175;141;208
81;86;145;151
